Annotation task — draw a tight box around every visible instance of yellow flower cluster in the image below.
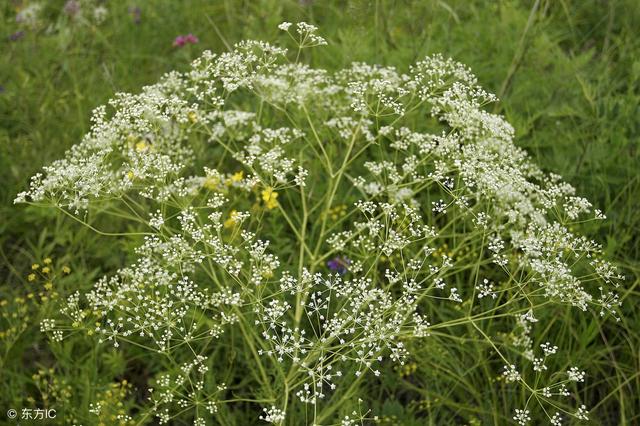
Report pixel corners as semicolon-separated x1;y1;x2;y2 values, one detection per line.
0;298;29;340
261;187;279;210
326;204;347;220
224;209;240;229
395;362;417;377
135;140;149;153
203;175;220;190
32;368;73;408
433;243;453;258
91;381;135;426
23;257;70;302
203;170;244;191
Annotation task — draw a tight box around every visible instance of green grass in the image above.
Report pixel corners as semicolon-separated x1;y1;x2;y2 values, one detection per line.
1;0;638;424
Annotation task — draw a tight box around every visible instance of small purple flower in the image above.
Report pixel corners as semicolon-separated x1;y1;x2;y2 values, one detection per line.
172;33;199;48
129;6;141;24
9;30;25;42
63;0;81;17
327;256;351;275
184;34;198;44
172;35;186;47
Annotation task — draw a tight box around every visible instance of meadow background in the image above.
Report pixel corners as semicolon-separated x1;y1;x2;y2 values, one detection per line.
1;0;638;424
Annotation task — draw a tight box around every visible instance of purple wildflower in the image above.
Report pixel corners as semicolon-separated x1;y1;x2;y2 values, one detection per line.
129;6;141;24
63;0;81;18
327;256;351;275
184;34;199;44
172;33;199;48
9;31;25;42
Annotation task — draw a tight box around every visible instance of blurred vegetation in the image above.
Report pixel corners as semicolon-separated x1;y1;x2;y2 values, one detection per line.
1;0;638;424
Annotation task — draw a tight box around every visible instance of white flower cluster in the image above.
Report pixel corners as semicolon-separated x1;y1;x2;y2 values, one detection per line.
26;22;622;424
508;342;590;424
260;406;286;424
255;271;431;404
14;1;109;32
279;21;327;47
148;356;226;424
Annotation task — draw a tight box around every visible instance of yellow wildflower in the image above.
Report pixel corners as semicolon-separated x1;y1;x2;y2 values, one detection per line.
261;187;279;210
203;175;220;191
224;210;239;229
328;204;348;220
226;170;244;187
62;266;71;274
43;258;52;265
188;111;198;123
127;170;135;180
397;362;417;377
28;273;36;282
44;282;53;291
135;140;149;152
32;263;39;270
42;267;50;274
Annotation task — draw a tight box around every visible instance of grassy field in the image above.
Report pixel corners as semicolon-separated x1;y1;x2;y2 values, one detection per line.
1;0;639;424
